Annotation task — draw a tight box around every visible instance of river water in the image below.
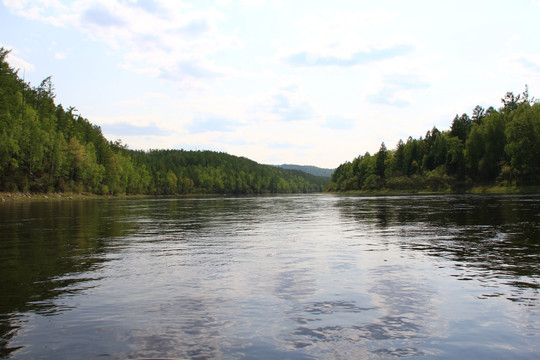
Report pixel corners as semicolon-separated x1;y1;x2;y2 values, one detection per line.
1;194;539;359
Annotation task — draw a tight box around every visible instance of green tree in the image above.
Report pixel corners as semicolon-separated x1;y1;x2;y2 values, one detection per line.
422;127;444;171
403;137;421;176
450;113;472;142
375;142;387;178
445;136;465;180
471;105;485;124
505;103;540;184
390;139;406;176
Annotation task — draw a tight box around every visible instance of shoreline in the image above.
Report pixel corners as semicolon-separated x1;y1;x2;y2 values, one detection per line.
325;185;540;196
0;192;283;203
0;192;151;203
1;186;539;203
0;192;103;203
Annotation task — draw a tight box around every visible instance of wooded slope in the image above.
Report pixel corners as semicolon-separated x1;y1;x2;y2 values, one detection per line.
0;48;327;195
327;88;540;192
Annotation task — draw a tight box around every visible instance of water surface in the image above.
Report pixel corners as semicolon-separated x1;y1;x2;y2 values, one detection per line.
1;194;539;359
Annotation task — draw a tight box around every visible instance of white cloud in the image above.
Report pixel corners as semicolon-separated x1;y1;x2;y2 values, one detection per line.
499;53;540;82
100;121;169;136
215;0;232;7
188;114;243;134
515;55;540;75
250;85;318;123
159;58;223;82
242;0;266;7
366;73;430;108
281;10;398;60
267;92;313;122
323;115;356;130
367;88;411;108
3;0;69;23
3;0;243;87
284;44;414;67
117;92;170;106
5;50;35;72
54;51;67;59
5;1;539;168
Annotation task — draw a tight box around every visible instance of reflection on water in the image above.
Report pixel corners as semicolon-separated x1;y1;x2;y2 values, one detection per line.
0;194;539;359
0;200;132;358
335;195;540;289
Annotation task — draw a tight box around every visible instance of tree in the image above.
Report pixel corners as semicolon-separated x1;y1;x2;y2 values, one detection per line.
327;89;538;192
450;113;472;141
422;127;443;171
375;142;387;178
472;105;485;124
403;137;421;176
505;103;540;184
445;136;465;180
480;111;506;181
501;91;520;114
464;124;484;180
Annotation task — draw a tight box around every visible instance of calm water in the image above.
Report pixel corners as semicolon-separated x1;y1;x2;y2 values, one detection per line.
1;194;539;359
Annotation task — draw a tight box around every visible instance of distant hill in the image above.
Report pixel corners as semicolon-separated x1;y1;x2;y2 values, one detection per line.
277;164;335;178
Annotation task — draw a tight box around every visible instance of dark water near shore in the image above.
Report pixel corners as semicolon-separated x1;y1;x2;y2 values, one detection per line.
1;194;539;359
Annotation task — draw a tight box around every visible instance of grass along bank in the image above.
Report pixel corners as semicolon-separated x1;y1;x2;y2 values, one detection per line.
325;185;540;196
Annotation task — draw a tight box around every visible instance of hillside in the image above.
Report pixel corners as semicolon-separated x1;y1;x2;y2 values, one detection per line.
0;48;325;195
277;164;334;178
327;89;540;192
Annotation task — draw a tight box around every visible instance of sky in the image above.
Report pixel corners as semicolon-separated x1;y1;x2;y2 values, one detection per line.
1;0;540;168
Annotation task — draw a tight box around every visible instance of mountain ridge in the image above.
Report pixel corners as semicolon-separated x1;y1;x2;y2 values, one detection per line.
276;164;334;178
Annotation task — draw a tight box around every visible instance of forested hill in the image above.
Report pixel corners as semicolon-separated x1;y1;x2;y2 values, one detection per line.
327;88;540;192
0;48;326;195
276;164;334;178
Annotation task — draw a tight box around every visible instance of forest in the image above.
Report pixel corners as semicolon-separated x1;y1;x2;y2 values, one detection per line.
0;48;327;195
2;46;539;196
326;87;540;192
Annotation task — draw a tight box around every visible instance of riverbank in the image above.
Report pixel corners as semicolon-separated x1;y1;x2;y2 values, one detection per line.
0;192;250;203
0;192;160;203
468;185;540;194
0;192;115;203
2;185;539;203
325;185;540;196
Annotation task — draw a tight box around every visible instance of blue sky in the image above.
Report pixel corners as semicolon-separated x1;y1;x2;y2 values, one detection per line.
2;0;539;168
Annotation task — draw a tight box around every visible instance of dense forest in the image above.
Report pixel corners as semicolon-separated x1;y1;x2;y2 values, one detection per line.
2;46;539;196
0;48;327;195
327;87;540;192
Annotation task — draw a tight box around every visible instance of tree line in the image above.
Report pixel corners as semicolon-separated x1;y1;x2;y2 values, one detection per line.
326;87;540;192
0;48;327;195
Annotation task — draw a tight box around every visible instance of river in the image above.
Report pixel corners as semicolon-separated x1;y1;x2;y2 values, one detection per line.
1;194;539;359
